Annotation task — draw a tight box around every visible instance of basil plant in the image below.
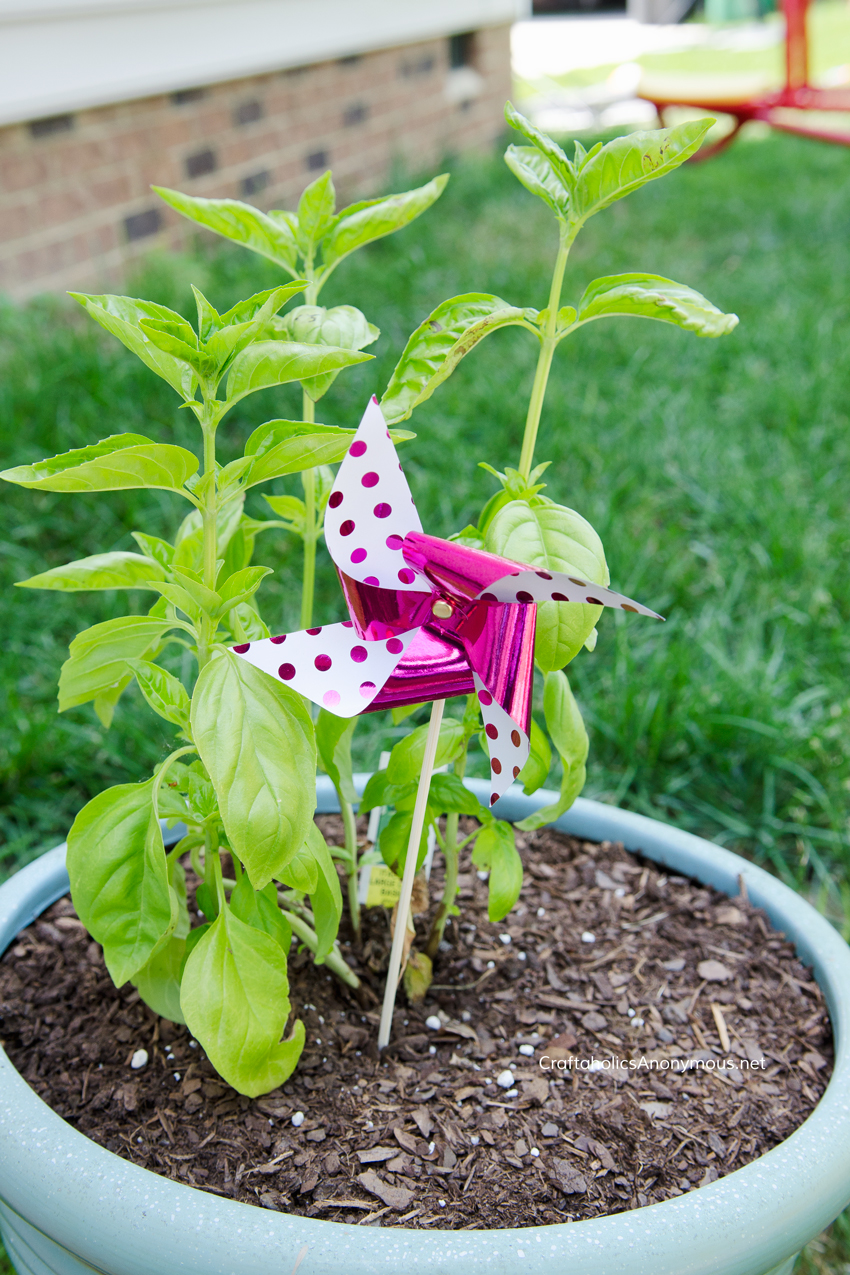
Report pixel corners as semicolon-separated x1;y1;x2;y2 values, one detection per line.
1;174;445;1096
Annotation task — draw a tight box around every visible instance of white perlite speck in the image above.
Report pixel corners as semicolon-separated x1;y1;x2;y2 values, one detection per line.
496;1069;515;1089
518;1044;535;1057
291;1111;305;1128
130;1049;148;1070
581;931;596;943
425;1015;441;1030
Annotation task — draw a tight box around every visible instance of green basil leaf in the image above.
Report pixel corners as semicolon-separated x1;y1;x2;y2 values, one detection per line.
504;145;572;221
243;420;411;487
1;434;199;494
214;565;273;616
304;825;343;962
230;602;271;641
277;837;319;894
139;318;215;376
517;670;589;831
245;420;346;486
386;717;465;784
321;173;448;272
132;532;175;571
230;876;292;954
471;819;523;922
571;120;711;224
358;769;393;813
69;293;198;398
262;493;307;531
67;778;175;985
576;273;738;337
217;283;305;328
93;672;134;730
171;858;191;941
126;658;190;730
131;934;186;1023
225;341;372;409
273;304;379;402
381;294;533;424
180;922;211;974
180;907;305;1096
153;187;304;276
391;702;426;725
379;806;433;875
59;615;173;711
485;498;608;673
505;102;576;194
203;285;305;371
316;709;358;804
16;551;168;592
191;651;316;889
296;170;336;254
428;772;488;816
195;883;218;923
518;718;552;796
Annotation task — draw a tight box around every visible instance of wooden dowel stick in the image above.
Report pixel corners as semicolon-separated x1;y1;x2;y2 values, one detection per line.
378;698;445;1050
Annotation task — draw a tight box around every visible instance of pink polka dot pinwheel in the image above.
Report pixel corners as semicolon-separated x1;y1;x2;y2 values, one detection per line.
232;397;663;807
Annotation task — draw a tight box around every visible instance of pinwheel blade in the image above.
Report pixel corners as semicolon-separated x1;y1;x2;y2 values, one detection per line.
474;673;531;806
324;396;426;593
478;569;663;620
232;623;419;716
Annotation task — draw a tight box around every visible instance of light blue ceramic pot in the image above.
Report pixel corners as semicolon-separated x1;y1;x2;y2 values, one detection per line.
2;778;849;1275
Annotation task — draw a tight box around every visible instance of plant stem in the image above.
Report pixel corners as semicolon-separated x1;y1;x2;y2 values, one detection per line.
340;795;361;939
282;909;361;989
205;823;223;915
426;748;467;958
517;224;576;481
300;389;317;629
198;390;219;669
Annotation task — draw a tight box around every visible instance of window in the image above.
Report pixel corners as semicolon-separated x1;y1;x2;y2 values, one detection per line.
343;103;368;127
124;208;162;242
235;100;263;126
241;171;270;196
185;149;216;179
449;32;475;68
29;114;73;139
172;88;205;106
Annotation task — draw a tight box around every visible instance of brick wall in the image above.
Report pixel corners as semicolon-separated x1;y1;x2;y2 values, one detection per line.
0;24;512;299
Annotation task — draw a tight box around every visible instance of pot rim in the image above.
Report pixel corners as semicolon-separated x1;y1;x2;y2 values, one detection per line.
0;776;847;1275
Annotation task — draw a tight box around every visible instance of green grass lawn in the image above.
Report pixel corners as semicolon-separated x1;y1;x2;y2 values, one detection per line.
1;125;850;1268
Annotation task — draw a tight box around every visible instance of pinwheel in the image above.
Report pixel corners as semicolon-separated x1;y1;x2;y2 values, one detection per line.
232;396;661;808
232;395;661;1046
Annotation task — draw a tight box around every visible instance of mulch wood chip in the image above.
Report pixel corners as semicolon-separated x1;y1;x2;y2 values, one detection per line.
0;819;832;1229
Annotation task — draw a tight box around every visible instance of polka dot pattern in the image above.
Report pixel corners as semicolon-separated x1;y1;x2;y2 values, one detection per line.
324;397;424;591
472;672;530;806
475;568;662;620
231;621;419;718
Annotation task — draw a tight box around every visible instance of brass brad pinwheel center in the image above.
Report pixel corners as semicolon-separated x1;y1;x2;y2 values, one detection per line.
431;597;454;619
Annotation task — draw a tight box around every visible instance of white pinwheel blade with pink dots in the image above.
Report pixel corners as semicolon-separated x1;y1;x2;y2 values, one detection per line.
324;396;426;592
233;624;419;716
474;673;531;806
478;569;662;620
